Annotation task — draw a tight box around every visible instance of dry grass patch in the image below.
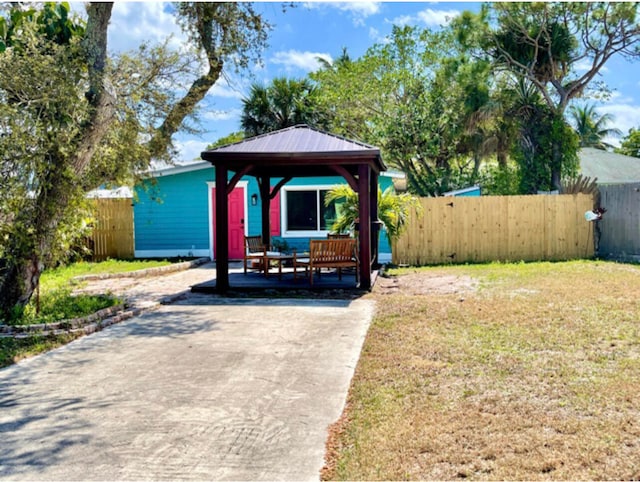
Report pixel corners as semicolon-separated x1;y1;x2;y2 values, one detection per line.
323;261;640;480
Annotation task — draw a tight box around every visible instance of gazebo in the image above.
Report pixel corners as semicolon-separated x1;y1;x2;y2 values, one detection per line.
200;124;387;291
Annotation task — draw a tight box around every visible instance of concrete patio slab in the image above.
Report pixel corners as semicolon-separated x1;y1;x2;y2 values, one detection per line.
0;295;374;481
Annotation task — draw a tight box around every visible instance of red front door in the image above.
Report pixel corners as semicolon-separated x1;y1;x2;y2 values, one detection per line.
212;186;245;260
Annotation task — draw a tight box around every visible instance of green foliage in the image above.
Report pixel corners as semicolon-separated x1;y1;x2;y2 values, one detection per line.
569;104;622;149
1;258;172;325
0;2;273;319
476;162;521;196
0;12;92;268
324;185;421;245
39;259;173;292
615;128;640;158
512;109;580;193
0;333;79;368
483;3;640;113
174;2;270;74
0;2;85;52
13;290;118;326
240;77;331;136
458;2;640;191
492;6;577;83
313;25;495;196
207;131;245;149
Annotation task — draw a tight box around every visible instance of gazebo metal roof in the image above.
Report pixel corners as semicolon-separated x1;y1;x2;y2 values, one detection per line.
201;124;386;292
202;124;386;178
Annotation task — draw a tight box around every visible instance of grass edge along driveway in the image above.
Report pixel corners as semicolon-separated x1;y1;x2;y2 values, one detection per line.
322;260;640;481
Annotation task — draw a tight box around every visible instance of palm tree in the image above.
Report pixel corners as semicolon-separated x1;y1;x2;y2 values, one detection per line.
315;47;352;72
569;104;622;150
324;185;421;245
240;77;330;136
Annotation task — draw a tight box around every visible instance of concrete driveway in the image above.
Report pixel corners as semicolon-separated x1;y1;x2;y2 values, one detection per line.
0;295;374;481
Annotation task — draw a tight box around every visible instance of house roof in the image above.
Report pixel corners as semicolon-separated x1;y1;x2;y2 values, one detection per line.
580;148;640;184
201;124;386;178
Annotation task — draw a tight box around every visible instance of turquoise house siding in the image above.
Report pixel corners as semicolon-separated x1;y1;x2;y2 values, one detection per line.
134;166;213;257
443;185;481;197
133;163;396;260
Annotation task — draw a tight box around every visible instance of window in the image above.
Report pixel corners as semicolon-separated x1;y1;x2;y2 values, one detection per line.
283;186;345;236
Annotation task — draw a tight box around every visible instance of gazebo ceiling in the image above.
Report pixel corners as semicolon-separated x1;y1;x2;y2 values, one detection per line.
201;124;386;178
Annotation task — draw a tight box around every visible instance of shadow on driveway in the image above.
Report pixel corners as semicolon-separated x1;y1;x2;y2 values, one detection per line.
0;296;374;480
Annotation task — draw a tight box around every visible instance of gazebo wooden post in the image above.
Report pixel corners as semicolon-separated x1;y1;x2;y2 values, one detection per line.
358;164;372;290
370;170;379;267
258;176;271;247
215;164;229;292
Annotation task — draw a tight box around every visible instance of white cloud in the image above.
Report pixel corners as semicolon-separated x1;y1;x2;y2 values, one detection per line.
600;103;640;141
108;3;186;53
574;59;609;73
303;2;381;26
417;8;461;27
202;109;243;122
389;8;460;28
271;50;333;73
607;91;634;104
335;2;381;26
208;80;245;100
390;14;414;27
335;2;381;17
174;139;211;162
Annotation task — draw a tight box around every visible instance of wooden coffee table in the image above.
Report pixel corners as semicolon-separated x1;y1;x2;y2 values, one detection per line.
263;252;296;279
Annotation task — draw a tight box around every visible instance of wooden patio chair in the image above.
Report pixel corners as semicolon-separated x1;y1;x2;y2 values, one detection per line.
244;235;279;275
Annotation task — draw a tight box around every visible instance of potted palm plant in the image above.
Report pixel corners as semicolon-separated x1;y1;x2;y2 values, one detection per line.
324;185;421;252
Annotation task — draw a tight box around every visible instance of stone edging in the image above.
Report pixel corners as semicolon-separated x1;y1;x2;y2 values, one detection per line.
73;257;210;281
0;258;208;339
0;303;128;338
0;285;193;339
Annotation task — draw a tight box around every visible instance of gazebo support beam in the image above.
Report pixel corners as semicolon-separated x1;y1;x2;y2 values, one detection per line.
227;165;253;194
331;165;358;192
358;164;372;290
270;176;292;199
215;164;230;292
257;176;271;246
370;170;379;267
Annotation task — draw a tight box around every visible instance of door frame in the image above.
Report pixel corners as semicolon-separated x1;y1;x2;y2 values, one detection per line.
207;180;248;260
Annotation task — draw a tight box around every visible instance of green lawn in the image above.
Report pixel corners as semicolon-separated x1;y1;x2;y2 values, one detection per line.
323;260;640;480
40;259;173;292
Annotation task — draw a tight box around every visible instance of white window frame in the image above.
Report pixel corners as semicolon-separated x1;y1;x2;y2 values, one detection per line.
281;184;341;238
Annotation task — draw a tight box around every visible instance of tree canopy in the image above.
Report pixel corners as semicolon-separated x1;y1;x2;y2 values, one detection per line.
240;77;330;136
569;104;622;150
0;2;273;320
616;128;640;158
455;2;640;190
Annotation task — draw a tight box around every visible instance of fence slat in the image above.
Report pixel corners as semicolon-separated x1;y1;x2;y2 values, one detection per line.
89;199;134;261
393;194;594;265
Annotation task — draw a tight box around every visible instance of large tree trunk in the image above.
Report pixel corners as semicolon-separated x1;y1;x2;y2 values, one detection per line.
0;2;236;321
0;3;114;321
551;142;563;192
0;151;80;320
0;254;40;321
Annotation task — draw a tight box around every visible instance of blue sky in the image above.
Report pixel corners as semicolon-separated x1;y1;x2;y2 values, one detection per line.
93;2;640;161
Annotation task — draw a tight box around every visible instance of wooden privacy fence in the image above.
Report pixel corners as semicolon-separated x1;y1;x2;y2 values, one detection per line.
89;199;134;260
393;194;595;266
598;183;640;260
